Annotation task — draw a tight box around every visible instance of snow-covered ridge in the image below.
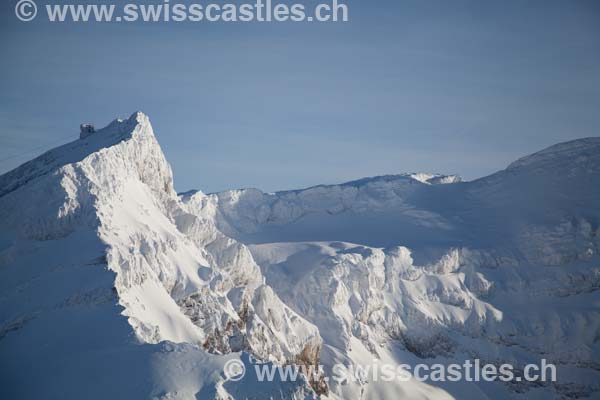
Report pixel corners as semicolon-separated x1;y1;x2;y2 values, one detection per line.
185;136;600;264
179;173;461;201
0;112;153;198
279;172;463;191
181;135;600;399
0;112;323;399
180;173;462;240
1;113;599;400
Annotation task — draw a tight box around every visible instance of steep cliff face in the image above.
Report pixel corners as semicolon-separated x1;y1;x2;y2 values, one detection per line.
182;137;600;399
2;112;599;400
0;112;320;399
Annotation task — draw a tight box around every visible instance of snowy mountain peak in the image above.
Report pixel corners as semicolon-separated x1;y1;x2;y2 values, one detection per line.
0;112;325;398
2;113;599;399
0;111;156;198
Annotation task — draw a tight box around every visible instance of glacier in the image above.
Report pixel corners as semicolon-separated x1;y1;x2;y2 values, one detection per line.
1;112;599;399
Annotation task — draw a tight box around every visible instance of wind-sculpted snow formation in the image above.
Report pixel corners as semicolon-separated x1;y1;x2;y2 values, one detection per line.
1;112;599;399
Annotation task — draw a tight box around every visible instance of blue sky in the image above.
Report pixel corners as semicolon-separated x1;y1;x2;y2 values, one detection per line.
1;0;599;193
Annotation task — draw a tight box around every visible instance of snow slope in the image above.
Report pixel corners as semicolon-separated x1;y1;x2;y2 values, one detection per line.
183;138;600;399
0;112;321;399
1;112;599;399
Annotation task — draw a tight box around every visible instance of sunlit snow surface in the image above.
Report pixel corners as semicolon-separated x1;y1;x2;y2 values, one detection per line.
1;112;599;399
